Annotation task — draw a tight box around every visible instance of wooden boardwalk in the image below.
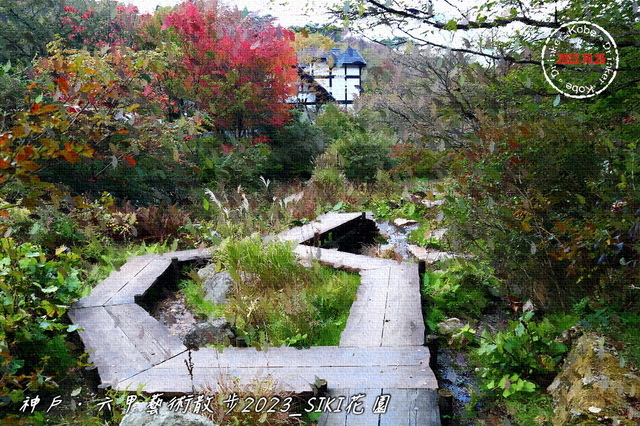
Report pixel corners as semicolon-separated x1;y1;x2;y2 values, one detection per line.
69;213;440;424
68;249;211;388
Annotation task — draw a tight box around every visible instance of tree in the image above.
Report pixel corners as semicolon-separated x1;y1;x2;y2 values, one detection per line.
328;0;638;71
157;0;298;137
358;46;482;149
0;0;142;65
0;39;192;203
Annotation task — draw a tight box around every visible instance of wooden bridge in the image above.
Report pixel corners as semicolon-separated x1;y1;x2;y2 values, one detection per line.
69;212;440;425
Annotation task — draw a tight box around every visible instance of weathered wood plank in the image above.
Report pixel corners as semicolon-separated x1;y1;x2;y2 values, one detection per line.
74;254;160;307
319;388;441;426
136;346;430;369
294;246;402;272
116;364;436;394
115;346;437;393
106;257;172;305
381;264;425;346
277;212;364;244
67;306;151;387
161;248;212;262
377;389;440;426
318;389;383;426
339;267;391;347
104;304;186;365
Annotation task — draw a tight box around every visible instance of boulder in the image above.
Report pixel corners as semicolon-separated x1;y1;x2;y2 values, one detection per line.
183;318;235;349
202;271;234;305
120;402;217;426
547;332;640;424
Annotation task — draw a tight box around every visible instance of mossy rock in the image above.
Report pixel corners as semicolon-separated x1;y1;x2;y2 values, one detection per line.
547;332;640;425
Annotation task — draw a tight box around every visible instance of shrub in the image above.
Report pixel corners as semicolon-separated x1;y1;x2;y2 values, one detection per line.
421;259;499;332
473;311;575;399
212;143;271;190
390;143;449;178
261;112;324;180
329;131;395;182
0;239;88;405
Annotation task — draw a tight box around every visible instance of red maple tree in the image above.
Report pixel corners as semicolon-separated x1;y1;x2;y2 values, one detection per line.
159;1;298;136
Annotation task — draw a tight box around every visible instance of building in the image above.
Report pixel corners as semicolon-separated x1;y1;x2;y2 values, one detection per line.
292;47;366;111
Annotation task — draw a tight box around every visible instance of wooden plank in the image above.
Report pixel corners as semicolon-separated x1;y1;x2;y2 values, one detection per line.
116;364;437;394
277;212;363;243
377;389;440;426
381;264;425;346
320;389;441;426
162;248;212;263
106;257;172;305
115;346;437;393
104;304;186;365
339;267;391;347
67;306;151;387
318;389;383;426
74;255;160;307
294;246;401;273
137;346;430;370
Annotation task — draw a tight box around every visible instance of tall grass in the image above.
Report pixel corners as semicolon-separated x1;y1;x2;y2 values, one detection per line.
214;236;360;348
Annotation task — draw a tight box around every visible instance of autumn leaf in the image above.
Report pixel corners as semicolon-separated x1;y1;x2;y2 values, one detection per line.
60;150;81;163
124;155;136;166
55;77;69;94
16;146;36;162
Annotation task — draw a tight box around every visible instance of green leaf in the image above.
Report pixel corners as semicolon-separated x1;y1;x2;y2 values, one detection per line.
445;19;458;31
552;94;561;107
67;324;81;332
41;286;59;294
522;380;536;392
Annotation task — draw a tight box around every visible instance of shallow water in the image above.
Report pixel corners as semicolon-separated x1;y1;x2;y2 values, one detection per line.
375;219;420;259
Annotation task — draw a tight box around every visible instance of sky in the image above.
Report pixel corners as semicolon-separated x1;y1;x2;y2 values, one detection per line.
126;0;328;27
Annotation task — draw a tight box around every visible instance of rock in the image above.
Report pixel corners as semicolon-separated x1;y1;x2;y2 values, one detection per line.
197;263;217;280
202;271;234;305
407;244;456;263
120;402;218;426
428;228;448;240
183;318;235;349
547;332;640;425
437;318;465;335
393;218;418;227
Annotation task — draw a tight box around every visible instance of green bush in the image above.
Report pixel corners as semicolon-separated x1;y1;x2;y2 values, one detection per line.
421;259;498;332
473;311;575;399
212;143;271;190
0;239;88;405
329;131;395;182
443;118;611;309
261;112;324;180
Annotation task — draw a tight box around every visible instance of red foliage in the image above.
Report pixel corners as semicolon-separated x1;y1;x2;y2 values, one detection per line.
160;1;298;134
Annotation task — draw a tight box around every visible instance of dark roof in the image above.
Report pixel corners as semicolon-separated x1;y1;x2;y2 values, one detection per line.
300;47;366;68
334;47;366;67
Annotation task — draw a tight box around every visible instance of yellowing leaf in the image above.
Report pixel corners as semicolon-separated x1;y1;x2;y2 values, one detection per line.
521;222;531;232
